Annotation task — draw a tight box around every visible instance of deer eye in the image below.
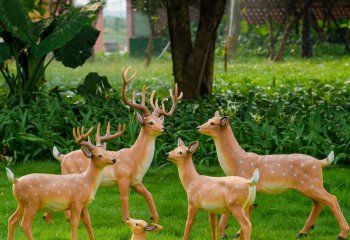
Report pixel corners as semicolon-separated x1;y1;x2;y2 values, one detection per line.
149;122;154;125
135;223;138;226
179;151;183;155
98;155;102;158
210;122;214;126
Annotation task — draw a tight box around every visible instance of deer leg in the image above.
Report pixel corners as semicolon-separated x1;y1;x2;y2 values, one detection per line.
69;204;83;240
304;187;349;239
118;179;131;222
20;208;36;240
219;213;230;239
298;200;324;237
64;210;72;222
81;207;94;240
182;204;198;240
209;213;218;240
132;183;159;223
8;206;24;240
229;205;251;240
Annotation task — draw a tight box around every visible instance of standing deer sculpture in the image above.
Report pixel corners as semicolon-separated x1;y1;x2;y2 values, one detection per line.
197;111;349;240
166;139;259;240
7;125;124;240
126;218;163;240
44;66;183;224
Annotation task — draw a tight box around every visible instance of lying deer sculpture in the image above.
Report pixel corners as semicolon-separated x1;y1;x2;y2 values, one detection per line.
166;139;259;240
7;126;123;240
197;111;349;240
45;66;183;224
126;218;163;240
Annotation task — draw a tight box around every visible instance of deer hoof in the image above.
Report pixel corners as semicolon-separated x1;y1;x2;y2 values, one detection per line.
233;232;240;239
336;237;347;240
296;233;307;238
221;234;228;239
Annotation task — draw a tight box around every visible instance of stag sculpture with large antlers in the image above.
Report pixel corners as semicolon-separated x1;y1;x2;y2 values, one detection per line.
197;111;349;240
7;126;123;240
45;66;183;224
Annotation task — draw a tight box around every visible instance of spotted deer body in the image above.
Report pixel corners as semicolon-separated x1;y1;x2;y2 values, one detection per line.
45;67;182;224
198;111;349;239
166;139;259;240
7;126;123;240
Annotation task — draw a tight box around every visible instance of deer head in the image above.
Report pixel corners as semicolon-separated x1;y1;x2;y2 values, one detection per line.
122;66;183;137
126;218;163;235
165;138;199;164
197;111;229;137
73;126;124;168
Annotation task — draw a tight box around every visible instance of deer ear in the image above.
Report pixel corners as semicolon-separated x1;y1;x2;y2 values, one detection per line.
214;111;221;117
187;141;199;155
81;146;94;158
136;112;145;125
102;142;107;150
220;117;229;128
178;138;185;147
159;115;164;123
144;223;163;232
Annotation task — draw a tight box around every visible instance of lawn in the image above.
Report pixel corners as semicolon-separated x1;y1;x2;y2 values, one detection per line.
1;160;349;239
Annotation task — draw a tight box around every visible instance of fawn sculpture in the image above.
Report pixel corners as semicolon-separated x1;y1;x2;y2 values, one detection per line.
6;126;124;240
45;66;183;224
126;218;163;240
166;139;259;240
197;111;349;240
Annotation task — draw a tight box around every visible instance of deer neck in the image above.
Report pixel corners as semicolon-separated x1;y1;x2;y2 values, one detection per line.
212;125;247;175
83;161;103;200
131;233;146;240
176;158;199;191
130;128;156;165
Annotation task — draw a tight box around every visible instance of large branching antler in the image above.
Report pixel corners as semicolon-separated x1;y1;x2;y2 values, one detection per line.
122;66;151;116
95;122;126;147
73;126;95;149
150;83;183;117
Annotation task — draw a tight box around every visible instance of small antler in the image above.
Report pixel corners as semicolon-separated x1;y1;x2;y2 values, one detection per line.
150;83;183;117
122;66;151;116
73;126;94;148
95;122;126;147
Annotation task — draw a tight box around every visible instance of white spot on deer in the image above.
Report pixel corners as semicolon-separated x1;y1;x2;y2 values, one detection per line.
250;162;254;166
301;181;305;185
63;171;67;174
290;165;293;168
45;192;48;196
57;190;61;194
73;183;77;187
282;172;286;176
304;174;308;178
312;165;317;169
80;167;83;171
29;184;33;188
264;163;268;167
241;170;245;176
18;186;21;190
271;170;275;174
301;163;304;167
40;184;43;188
311;185;314;189
25;194;28;197
239;160;243;164
34;192;38;196
314;178;319;182
294;173;297;177
52;183;56;187
277;163;281;167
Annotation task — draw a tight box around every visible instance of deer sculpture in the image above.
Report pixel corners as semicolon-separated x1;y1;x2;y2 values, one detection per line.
126;218;163;240
44;66;183;224
166;138;259;240
6;125;124;240
197;111;349;240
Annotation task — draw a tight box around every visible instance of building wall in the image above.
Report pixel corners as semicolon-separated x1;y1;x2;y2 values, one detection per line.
94;9;105;52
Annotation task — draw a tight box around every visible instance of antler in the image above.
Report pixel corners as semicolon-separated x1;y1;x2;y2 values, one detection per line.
95;122;126;147
73;126;94;149
122;66;151;116
150;83;183;117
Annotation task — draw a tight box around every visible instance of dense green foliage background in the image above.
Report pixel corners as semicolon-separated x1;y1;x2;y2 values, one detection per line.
1;54;349;165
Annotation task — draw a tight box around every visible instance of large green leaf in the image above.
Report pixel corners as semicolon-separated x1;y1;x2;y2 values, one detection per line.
0;0;37;44
31;1;104;58
54;26;100;68
0;43;11;64
77;72;113;103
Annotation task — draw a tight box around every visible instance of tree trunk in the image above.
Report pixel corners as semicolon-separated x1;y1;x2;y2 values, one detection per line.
144;20;155;67
268;15;275;60
301;0;312;58
229;0;241;57
273;15;293;62
166;0;226;100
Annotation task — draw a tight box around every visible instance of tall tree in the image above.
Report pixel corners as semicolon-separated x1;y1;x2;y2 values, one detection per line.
301;0;312;58
165;0;226;100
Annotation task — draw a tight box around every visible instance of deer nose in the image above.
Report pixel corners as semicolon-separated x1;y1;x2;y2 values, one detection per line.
165;152;169;157
196;126;200;130
163;127;166;132
112;159;116;164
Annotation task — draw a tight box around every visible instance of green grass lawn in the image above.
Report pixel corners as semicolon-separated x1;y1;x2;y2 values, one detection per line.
1;161;349;239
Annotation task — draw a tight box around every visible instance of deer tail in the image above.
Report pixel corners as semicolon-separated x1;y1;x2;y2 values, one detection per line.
320;151;334;168
53;146;64;162
249;168;260;186
5;167;17;184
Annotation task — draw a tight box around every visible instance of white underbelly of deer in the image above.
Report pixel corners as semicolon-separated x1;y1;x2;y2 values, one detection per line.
258;181;291;194
42;199;69;212
216;148;234;176
132;144;155;185
100;166;118;187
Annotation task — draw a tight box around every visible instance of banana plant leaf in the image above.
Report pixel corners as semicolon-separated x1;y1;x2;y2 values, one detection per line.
0;0;37;45
31;1;104;58
54;26;100;68
77;72;113;103
0;43;11;64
